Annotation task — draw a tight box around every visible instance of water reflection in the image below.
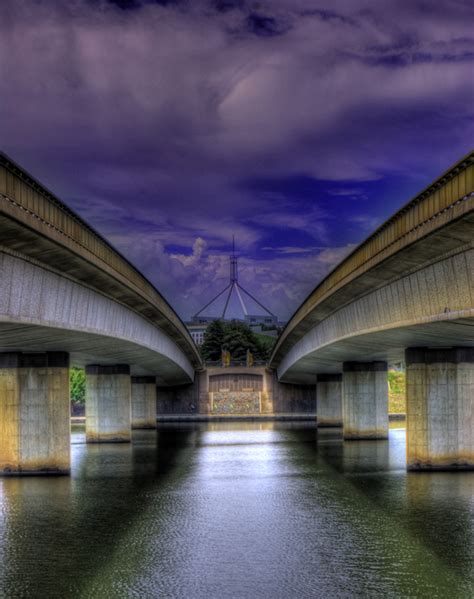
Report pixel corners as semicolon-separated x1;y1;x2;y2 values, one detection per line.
0;422;473;598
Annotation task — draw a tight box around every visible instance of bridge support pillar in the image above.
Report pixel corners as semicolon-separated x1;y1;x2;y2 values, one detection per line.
342;362;388;440
316;374;342;427
0;352;70;475
406;348;474;471
131;376;156;429
86;365;131;443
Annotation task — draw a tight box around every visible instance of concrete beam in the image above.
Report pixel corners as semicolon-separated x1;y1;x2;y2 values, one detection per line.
277;241;474;383
0;251;194;384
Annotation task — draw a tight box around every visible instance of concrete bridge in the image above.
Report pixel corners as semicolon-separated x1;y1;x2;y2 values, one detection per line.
270;151;474;470
1;150;473;476
0;152;201;474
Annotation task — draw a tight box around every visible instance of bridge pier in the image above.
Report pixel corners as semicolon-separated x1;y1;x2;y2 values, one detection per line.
0;352;70;475
342;362;388;440
131;376;156;429
316;374;342;427
85;365;131;443
406;348;474;471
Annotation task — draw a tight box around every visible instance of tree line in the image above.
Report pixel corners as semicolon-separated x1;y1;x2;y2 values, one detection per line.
200;319;272;363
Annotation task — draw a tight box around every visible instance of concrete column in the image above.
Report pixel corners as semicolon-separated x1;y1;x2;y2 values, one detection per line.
131;376;156;429
0;352;70;475
85;365;131;443
317;374;343;427
342;362;388;440
406;347;474;471
261;369;274;414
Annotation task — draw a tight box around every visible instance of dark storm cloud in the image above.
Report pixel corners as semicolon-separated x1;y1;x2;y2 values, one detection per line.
0;0;472;319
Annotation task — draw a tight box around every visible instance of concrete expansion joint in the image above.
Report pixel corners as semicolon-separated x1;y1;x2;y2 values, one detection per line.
86;364;130;375
131;376;156;384
317;373;342;382
0;351;70;368
344;434;389;441
343;361;387;372
407;462;474;472
406;347;474;365
2;467;70;477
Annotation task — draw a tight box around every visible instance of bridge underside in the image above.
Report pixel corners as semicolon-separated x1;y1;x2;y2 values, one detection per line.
0;321;191;385
281;317;474;384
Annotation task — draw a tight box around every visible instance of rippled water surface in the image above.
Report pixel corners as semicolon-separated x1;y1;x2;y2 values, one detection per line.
1;422;474;598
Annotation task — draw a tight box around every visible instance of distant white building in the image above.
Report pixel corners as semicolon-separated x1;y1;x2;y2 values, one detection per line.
187;323;208;346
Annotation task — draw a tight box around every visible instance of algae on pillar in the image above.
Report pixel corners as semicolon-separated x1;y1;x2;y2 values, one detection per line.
0;352;70;475
342;361;388;440
131;376;156;429
86;364;131;443
316;374;342;427
406;347;474;471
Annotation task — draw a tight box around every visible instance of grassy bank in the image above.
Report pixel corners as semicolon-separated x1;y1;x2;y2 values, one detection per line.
388;370;406;414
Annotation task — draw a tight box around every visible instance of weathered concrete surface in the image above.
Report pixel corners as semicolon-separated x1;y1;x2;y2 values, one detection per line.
342;362;388;440
276;240;474;383
316;374;342;427
0;352;70;475
86;365;131;443
157;370;208;415
406;348;474;470
270;374;316;414
0;251;193;383
131;376;156;429
156;367;315;417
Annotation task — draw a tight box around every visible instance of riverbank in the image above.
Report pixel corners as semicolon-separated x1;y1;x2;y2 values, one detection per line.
71;413;406;424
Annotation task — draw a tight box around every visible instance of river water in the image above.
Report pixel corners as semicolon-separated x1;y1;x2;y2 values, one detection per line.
1;422;474;598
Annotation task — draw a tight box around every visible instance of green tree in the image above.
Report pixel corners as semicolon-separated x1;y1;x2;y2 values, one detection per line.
222;320;270;363
200;319;271;363
200;319;226;361
70;367;86;404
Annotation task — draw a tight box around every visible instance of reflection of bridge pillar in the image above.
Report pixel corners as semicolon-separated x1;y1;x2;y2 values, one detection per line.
86;365;131;443
406;348;474;471
342;362;388;440
316;374;342;427
131;376;156;429
0;352;70;475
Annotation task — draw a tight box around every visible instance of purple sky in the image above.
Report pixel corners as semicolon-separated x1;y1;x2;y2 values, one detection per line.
1;0;473;321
